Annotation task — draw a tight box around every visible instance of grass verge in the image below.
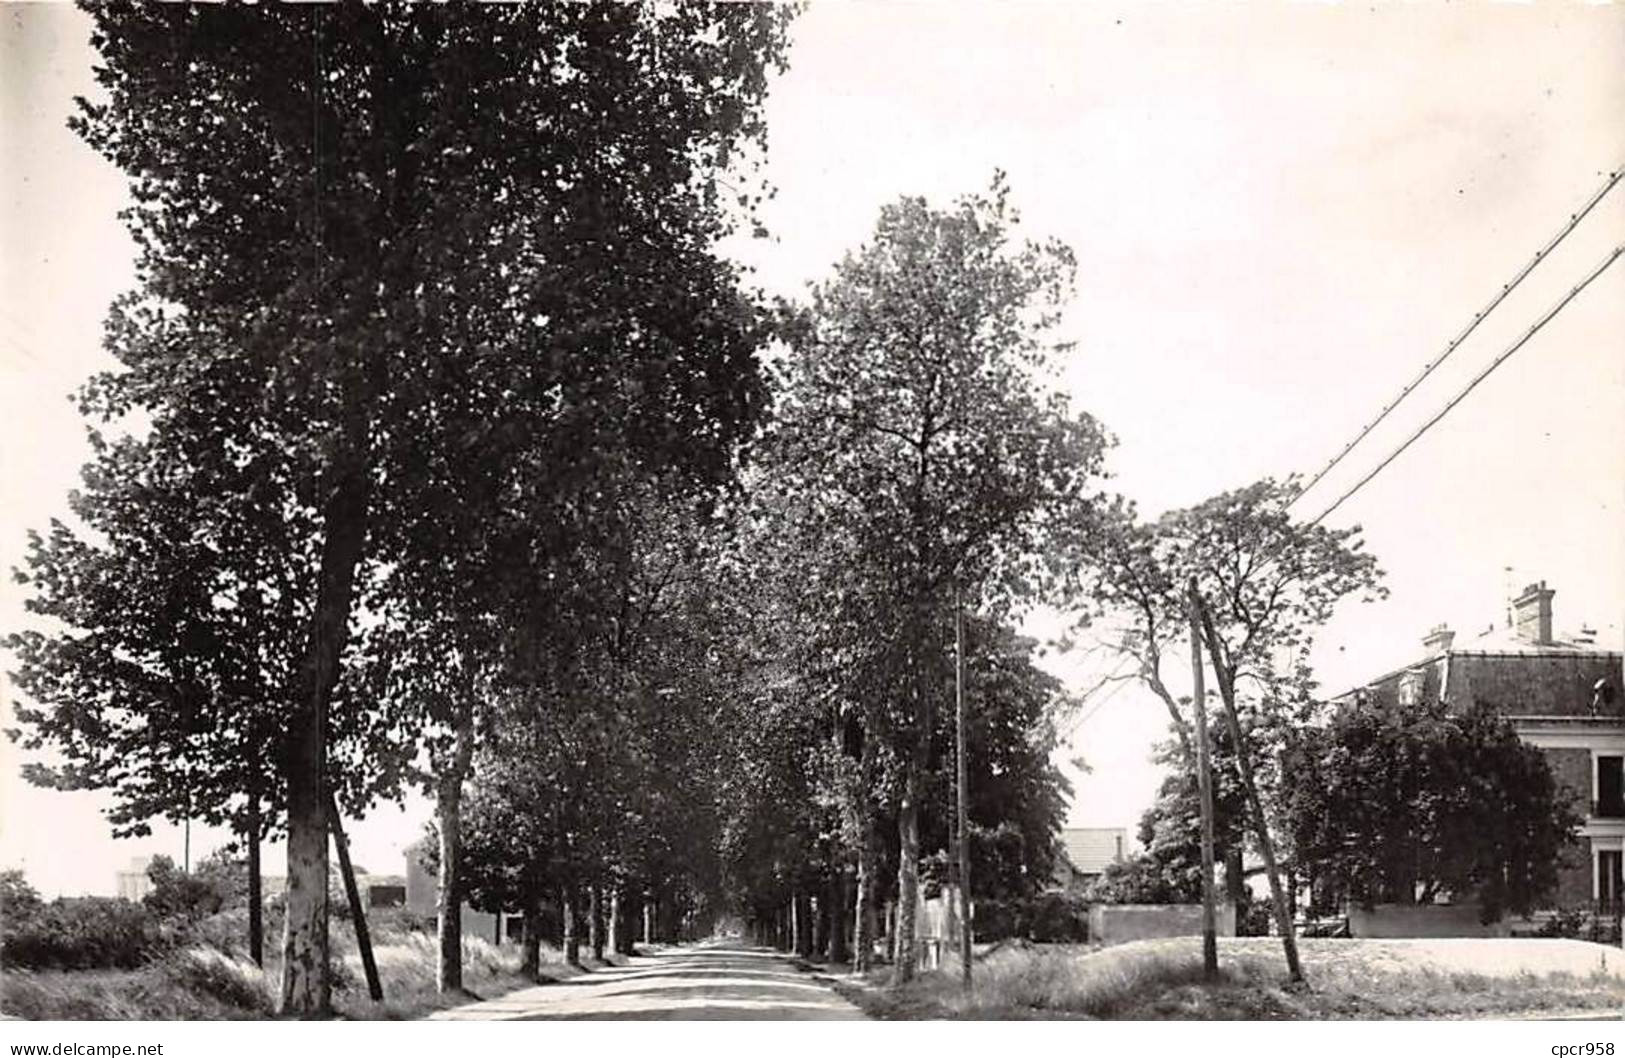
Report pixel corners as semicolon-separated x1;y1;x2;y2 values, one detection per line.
829;938;1625;1020
0;927;581;1020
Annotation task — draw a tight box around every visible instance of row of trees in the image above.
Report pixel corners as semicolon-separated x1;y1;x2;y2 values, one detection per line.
9;3;797;1015
10;3;1494;1010
8;4;1109;1010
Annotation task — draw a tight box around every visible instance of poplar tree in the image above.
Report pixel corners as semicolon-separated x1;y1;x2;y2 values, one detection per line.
50;4;790;1014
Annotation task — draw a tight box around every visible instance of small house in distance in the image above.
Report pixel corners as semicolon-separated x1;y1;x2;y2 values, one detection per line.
1055;826;1127;890
114;856;153;902
404;835;507;943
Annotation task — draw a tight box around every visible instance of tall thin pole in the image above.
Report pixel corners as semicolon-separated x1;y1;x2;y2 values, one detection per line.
1188;580;1219;981
954;580;972;990
329;792;383;1001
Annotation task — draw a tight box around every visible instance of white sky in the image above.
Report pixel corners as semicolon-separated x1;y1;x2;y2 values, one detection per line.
2;2;1622;896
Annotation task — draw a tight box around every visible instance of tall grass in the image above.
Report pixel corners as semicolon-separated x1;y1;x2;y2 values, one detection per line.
856;939;1625;1020
950;942;1258;1018
1;927;551;1020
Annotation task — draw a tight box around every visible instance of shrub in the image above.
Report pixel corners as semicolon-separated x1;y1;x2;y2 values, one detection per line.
973;892;1089;943
1026;891;1090;943
0;870;44;922
161;948;273;1013
143;856;226;923
972;898;1027;942
1;897;173;970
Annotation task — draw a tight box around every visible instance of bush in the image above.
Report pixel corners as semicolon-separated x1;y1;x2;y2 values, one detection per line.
972;898;1027;942
0;870;44;922
161;948;273;1013
144;856;226;923
972;892;1090;943
1026;891;1090;943
1;897;174;970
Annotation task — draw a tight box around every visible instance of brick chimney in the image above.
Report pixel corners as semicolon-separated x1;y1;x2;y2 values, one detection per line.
1511;581;1554;645
1422;623;1455;654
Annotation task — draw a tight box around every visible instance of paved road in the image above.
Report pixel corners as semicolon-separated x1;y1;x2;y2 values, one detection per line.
429;940;866;1021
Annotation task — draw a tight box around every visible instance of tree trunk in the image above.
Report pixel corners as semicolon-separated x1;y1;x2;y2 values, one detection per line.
642;896;653;946
893;764;922;984
814;889;829;961
279;469;368;1016
589;885;604;962
563;885;581;966
435;781;463;993
826;870;849;964
520;876;543;981
853;821;876;971
247;789;263;968
329;794;382;1001
608;888;622;959
619;890;637;955
795;891;814;957
1197;597;1304;985
435;701;475;994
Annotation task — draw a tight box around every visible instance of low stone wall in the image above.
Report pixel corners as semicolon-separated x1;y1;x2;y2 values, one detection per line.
1088;902;1236;943
1346;903;1513;939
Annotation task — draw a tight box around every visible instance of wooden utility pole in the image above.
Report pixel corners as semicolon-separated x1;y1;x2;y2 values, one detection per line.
1194;592;1305;985
954;581;973;990
328;792;383;1001
1188;580;1219;982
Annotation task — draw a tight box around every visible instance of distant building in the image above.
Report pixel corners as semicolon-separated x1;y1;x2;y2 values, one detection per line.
404;835;505;943
1335;580;1623;908
1055;826;1127;889
115;856;153;902
366;876;407;909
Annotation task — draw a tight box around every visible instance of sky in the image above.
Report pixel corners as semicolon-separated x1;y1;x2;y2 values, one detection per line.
2;2;1622;897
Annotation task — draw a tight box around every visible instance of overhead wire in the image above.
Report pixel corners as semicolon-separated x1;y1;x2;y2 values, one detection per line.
1294;162;1624;505
1307;241;1624;527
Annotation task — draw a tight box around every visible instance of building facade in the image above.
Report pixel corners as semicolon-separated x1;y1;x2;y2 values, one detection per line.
1336;581;1623;909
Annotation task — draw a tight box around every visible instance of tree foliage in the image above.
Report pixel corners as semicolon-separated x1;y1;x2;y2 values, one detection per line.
1280;696;1581;921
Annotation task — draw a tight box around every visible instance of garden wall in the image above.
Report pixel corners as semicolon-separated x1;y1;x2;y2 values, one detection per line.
1346;903;1513;938
1088;903;1236;943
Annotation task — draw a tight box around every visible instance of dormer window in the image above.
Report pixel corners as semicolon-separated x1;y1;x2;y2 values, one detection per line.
1398;670;1423;707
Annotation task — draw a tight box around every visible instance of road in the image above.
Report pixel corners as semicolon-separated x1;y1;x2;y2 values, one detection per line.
428;940;867;1021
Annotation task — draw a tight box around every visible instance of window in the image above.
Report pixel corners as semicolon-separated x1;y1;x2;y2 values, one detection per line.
1599;850;1623;907
1597;756;1624;818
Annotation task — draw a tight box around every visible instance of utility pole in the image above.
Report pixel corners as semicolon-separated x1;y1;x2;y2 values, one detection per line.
1195;591;1305;985
954;580;973;990
1188;580;1219;981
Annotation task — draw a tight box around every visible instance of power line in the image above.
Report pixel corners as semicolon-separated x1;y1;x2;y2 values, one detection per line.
1308;241;1625;528
1295;162;1624;504
1061;657;1137;742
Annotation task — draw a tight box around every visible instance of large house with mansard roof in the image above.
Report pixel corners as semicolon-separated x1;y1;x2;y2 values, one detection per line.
1333;580;1624;911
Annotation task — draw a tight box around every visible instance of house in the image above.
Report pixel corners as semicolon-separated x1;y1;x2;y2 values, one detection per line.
1335;580;1623;909
364;875;407;909
1054;826;1128;889
403;835;510;943
115;856;153;902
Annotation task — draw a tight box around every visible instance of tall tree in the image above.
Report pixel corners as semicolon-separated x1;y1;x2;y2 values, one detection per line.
8;413;308;966
60;4;791;1015
1062;479;1384;983
772;175;1106;982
